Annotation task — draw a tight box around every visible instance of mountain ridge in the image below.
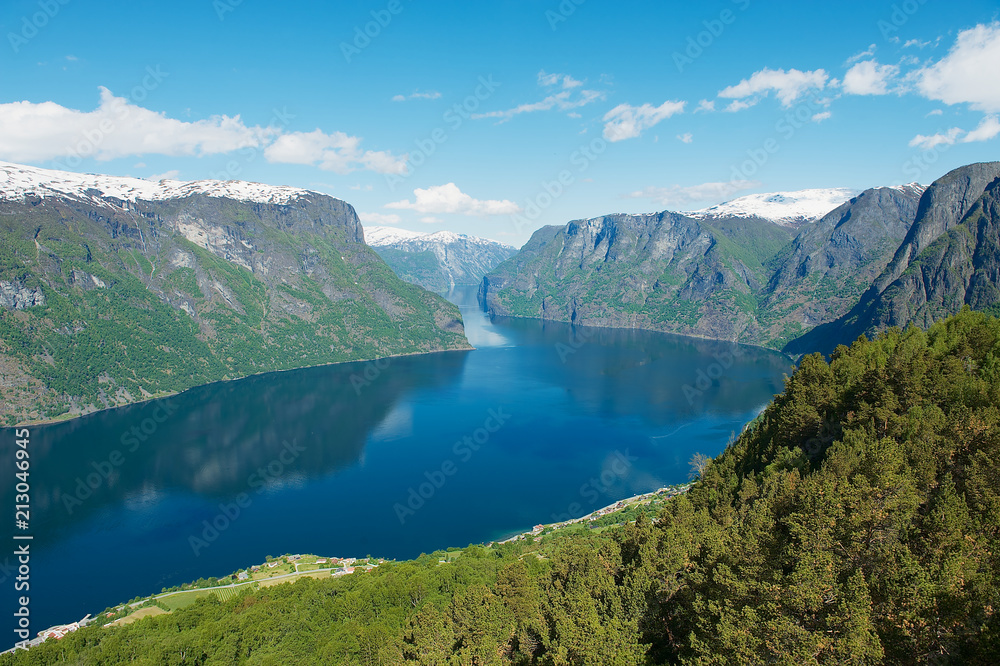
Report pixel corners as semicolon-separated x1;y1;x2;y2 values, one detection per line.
0;161;470;425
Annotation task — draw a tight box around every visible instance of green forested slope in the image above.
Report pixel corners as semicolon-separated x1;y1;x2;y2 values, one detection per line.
4;309;999;664
0;193;470;424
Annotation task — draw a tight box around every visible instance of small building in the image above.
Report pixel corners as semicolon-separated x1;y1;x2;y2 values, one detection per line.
237;571;249;581
315;558;327;564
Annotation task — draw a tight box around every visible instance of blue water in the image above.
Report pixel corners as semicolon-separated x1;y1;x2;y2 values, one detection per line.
0;286;792;637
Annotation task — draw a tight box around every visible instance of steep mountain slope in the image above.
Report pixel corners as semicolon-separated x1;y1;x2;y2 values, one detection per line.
0;162;470;424
365;226;517;293
858;177;1000;331
480;211;795;343
787;162;1000;355
759;184;925;345
481;186;920;348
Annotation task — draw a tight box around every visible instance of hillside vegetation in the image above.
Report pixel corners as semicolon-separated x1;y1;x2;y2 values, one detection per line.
5;308;998;664
0;192;469;424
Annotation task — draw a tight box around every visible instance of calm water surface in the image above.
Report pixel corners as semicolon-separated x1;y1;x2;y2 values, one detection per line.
0;286;792;635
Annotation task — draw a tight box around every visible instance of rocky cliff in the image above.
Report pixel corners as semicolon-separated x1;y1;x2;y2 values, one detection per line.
0;162;470;424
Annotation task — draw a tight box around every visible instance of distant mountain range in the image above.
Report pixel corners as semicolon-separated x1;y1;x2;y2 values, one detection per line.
365;226;517;293
482;163;1000;354
0;161;470;424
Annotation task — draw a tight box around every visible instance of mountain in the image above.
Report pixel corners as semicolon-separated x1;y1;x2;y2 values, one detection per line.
480;186;919;348
787;162;1000;355
687;187;859;227
365;226;517;293
759;184;926;344
0;161;470;425
481;211;795;343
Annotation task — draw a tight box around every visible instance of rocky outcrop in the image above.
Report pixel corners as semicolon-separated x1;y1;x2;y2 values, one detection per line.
0;280;45;309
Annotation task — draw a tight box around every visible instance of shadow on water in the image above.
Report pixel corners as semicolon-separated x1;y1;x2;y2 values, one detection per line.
0;350;469;550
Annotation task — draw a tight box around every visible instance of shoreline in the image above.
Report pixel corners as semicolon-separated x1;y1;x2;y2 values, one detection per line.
1;484;692;654
4;344;474;429
491;483;692;546
480;309;796;360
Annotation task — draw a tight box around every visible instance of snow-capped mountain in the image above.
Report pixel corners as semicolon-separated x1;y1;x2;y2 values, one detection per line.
0;161;321;206
687;188;862;227
364;226;517;293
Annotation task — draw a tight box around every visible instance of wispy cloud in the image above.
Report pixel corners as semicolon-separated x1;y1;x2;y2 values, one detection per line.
845;44;877;65
624;180;761;208
472;70;604;123
677;133;694;144
392;90;442;102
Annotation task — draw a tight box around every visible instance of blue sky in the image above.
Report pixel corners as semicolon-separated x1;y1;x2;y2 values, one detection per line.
1;0;998;245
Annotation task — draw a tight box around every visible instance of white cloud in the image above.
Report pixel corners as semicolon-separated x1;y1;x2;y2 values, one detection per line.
392;91;442;102
904;37;940;49
624;180;761;207
473;71;603;123
420;216;444;224
962;115;1000;143
724;99;757;113
148;170;180;181
916;22;1000;112
718;67;829;107
909;115;1000;150
602;100;686;142
843;60;900;95
359;212;402;225
349;183;374;191
909;127;963;150
264;129;407;175
0;87;274;162
677;133;694;144
473;89;605;123
694;99;715;113
386;183;520;216
926;109;944;116
846;44;877;64
538;70;583;89
812;111;832;123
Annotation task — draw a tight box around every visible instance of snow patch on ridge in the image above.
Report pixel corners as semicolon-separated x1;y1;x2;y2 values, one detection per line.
687;188;861;227
0;160;323;206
